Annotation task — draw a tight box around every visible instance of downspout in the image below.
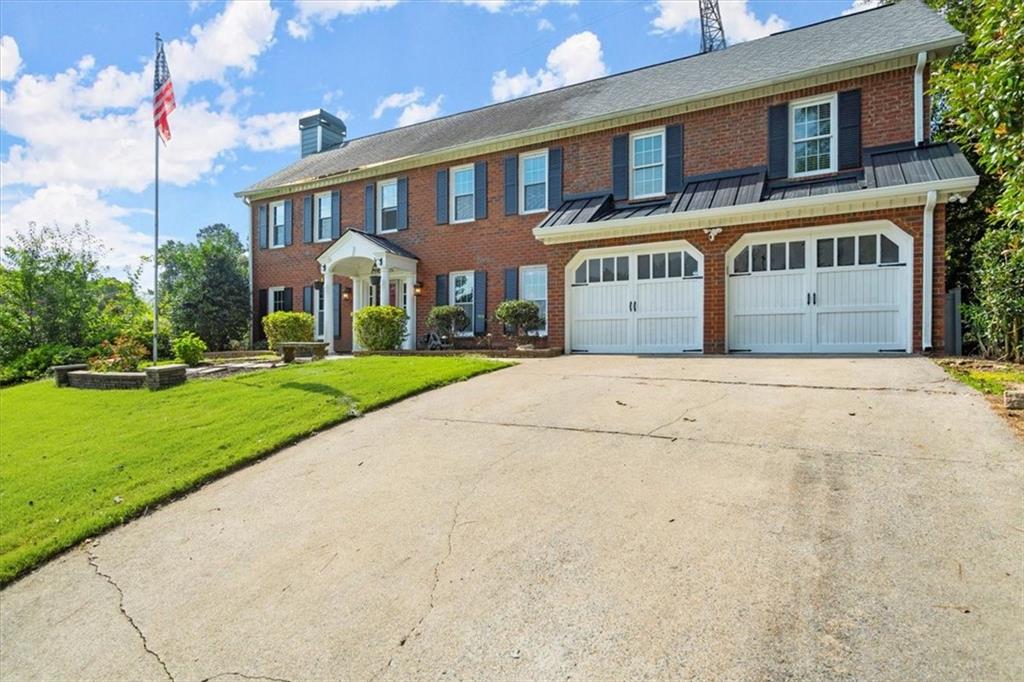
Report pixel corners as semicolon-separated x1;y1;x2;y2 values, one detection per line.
922;190;937;351
244;196;253;350
914;51;927;145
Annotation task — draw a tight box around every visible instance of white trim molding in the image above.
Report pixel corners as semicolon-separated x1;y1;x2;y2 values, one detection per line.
533;176;978;246
922;189;937;350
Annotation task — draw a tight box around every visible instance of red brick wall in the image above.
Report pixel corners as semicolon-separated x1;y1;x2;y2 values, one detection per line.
251;66;942;354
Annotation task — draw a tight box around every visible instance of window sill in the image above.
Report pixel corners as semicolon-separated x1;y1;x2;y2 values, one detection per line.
788;169;837;180
628;194;667;203
450;219;475;225
519;209;548;216
315;237;333;243
270;244;285;249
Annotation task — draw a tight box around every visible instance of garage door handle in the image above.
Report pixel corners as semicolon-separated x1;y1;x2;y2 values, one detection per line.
813;293;817;305
807;293;810;305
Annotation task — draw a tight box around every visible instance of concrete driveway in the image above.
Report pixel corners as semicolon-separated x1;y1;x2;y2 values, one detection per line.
2;356;1022;681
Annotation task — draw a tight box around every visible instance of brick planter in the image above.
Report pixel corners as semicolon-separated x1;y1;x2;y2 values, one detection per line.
67;371;146;390
1005;387;1024;411
52;364;89;387
145;364;187;390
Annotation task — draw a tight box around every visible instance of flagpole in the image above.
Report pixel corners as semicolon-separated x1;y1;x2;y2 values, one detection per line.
153;32;160;363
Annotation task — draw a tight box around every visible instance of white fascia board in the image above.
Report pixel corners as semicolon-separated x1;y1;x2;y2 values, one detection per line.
532;176;979;245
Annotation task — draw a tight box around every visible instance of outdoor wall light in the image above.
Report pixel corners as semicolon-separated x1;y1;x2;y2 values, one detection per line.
414;282;423;296
342;287;352;301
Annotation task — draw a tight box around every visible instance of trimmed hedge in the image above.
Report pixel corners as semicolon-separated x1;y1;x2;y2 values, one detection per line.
263;311;314;351
353;305;408;351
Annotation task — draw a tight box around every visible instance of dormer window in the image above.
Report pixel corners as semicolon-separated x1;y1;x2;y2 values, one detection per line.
378;179;398;232
790;94;837;177
630;128;665;199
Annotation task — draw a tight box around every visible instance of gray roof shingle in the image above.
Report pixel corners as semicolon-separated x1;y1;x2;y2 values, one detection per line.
241;0;961;196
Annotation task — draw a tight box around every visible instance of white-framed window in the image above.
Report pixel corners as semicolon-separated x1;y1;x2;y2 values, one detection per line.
268;286;287;313
378;179;398;232
519;150;548;214
519;264;548;336
449;271;474;336
315;193;332;242
789;94;837;177
630;128;665;199
271;201;286;248
450;164;475;223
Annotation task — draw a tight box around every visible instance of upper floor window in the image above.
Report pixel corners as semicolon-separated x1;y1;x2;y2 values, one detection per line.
630;129;665;199
315;193;332;242
790;94;837;177
519;150;548;214
450;165;475;223
378;179;398;232
271;202;286;248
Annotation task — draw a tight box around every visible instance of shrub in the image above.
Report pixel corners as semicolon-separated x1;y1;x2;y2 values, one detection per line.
494;300;543;345
89;335;147;372
964;226;1024;362
172;332;208;367
0;344;90;385
427;305;470;339
353;305;408;351
125;313;173;359
262;311;314;351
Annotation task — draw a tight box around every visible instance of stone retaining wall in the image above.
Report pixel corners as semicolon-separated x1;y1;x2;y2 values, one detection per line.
52;364;89;387
67;371;146;390
145;364;187;390
354;347;562;359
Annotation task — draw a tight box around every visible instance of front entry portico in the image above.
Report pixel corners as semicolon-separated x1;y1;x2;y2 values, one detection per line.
317;230;419;353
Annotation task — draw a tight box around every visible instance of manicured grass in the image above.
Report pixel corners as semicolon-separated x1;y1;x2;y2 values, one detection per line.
942;363;1024;395
0;356;509;584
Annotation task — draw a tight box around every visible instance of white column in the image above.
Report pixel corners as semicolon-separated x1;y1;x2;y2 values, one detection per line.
379;267;390;306
323;267;335;356
405;274;416;350
351;277;363;352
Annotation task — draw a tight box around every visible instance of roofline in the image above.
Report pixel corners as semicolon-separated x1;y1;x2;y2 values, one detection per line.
236;36;963;201
532;176;979;245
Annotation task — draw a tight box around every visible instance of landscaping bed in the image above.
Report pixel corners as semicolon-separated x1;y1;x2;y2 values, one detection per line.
0;356;509;584
937;357;1024;439
355;347;562;359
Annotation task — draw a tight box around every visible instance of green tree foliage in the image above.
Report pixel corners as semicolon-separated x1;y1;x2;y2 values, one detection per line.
353;305;408;351
262;311;314;351
0;223;146;369
963;226;1024;362
930;0;1023;227
158;224;250;350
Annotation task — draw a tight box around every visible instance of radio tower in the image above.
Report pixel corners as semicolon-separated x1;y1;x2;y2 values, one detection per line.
699;0;727;53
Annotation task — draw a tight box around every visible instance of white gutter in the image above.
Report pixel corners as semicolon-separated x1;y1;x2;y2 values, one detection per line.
922;189;937;351
243;196;254;349
914;51;927;145
533;176;978;245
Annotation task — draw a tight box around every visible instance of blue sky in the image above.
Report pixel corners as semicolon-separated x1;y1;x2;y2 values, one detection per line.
0;0;869;281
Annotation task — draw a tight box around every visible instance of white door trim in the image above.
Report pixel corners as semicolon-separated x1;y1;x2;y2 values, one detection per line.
564;238;704;354
724;219;914;353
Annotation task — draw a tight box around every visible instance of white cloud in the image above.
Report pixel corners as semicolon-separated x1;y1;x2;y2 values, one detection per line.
372;87;423;119
76;54;95;72
242;111;305;152
843;0;884;16
650;0;788;43
0;35;23;81
287;0;399;39
458;0;577;12
396;95;443;126
491;30;607;102
537;18;555;31
459;0;509;12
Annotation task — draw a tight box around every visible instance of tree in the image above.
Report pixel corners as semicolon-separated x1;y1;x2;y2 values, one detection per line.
158;224;250;350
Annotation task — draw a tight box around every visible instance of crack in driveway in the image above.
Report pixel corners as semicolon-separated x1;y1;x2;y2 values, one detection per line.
85;548;174;681
201;673;293;682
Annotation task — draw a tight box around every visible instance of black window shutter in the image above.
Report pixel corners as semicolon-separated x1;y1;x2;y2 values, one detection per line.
303;196;314;243
548;147;563;209
257;205;268;249
303;286;313;314
257;288;268;339
331;190;341;239
333;283;341;338
612;134;629;200
504;155;518;216
283;200;293;245
436;170;449;224
767;103;789;179
364;184;375;233
397;177;409;230
504;267;518;300
435;273;448;306
282;287;293;311
665;124;684;193
473;270;487;335
474;161;487;220
838;89;862;170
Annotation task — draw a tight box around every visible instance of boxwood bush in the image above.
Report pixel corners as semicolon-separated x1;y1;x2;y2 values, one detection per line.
262;311;314;351
494;300;543;345
426;305;470;339
353;305;408;351
172;332;208;367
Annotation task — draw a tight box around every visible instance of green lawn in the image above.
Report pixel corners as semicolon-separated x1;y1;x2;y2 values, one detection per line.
0;356;508;584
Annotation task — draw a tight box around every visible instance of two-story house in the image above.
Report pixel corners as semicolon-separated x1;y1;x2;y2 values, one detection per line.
237;0;978;356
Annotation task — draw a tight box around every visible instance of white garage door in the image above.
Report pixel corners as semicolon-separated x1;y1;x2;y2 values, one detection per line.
727;225;912;353
569;242;703;353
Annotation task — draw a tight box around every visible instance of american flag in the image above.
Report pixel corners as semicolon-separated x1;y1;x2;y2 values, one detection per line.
153;37;175;143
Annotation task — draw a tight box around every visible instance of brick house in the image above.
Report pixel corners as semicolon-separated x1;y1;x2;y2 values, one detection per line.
236;0;977;356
